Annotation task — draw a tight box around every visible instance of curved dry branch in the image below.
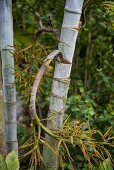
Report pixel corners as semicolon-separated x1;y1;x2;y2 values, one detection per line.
29;50;61;120
29;50;63;139
29;64;47;120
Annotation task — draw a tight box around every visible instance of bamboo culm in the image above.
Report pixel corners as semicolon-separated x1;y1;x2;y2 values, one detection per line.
41;0;84;169
0;0;18;155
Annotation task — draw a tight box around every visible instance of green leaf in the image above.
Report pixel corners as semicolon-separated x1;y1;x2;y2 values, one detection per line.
111;111;114;115
79;87;84;94
98;158;113;170
102;158;113;170
0;155;8;170
99;163;105;170
6;151;19;170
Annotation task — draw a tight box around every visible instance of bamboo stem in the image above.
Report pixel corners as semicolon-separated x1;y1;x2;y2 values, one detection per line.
41;0;84;169
0;0;18;155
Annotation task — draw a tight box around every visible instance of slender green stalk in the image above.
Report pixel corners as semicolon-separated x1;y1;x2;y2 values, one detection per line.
0;0;18;155
41;0;84;169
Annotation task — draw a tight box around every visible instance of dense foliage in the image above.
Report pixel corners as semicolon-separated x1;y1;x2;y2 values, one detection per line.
12;0;114;169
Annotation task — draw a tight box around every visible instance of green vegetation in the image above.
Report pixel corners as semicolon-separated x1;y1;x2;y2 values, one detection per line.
14;0;114;169
0;0;114;169
0;151;19;170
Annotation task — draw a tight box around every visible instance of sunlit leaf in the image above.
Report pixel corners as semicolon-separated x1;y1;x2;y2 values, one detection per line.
6;151;19;170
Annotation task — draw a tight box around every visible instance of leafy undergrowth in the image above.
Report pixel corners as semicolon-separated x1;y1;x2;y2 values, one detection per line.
19;116;114;170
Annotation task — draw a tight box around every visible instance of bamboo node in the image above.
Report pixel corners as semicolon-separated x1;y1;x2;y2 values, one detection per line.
48;109;64;115
51;92;67;100
65;8;82;15
53;77;71;83
5;120;17;124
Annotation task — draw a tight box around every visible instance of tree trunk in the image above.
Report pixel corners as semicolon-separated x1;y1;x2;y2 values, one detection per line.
84;7;93;90
73;45;80;95
41;0;84;169
0;0;18;155
84;32;92;89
